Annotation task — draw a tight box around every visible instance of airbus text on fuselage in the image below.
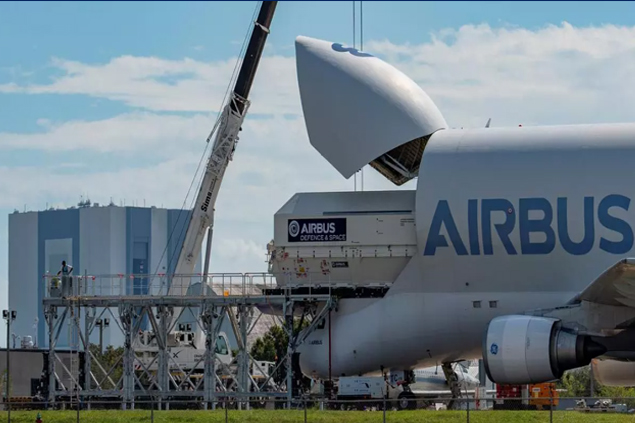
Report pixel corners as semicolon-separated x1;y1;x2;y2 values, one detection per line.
423;194;633;256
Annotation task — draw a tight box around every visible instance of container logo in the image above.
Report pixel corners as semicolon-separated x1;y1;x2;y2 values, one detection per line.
287;218;347;243
288;220;301;237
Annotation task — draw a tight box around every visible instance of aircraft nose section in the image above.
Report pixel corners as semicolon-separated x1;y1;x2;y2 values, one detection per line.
294;35;447;182
296;330;329;379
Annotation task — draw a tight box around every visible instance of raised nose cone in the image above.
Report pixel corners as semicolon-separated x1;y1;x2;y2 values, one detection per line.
295;35;447;183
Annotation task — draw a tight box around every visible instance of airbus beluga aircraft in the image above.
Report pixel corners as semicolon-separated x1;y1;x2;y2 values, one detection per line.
263;35;635;403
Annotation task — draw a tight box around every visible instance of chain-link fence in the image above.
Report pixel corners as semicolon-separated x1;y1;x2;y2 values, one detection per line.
1;396;634;422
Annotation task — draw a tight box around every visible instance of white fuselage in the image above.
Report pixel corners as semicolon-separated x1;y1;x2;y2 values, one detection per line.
294;123;635;379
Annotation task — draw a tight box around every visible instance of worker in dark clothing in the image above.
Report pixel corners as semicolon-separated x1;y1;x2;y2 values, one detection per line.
57;260;74;298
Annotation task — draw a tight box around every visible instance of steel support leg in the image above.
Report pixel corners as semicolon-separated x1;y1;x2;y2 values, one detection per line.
202;304;217;409
156;305;171;409
237;305;251;410
119;305;135;409
84;308;93;409
47;305;56;406
284;299;295;409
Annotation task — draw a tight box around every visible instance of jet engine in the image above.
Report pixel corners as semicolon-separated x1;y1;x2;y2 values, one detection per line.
483;315;606;385
592;359;635;387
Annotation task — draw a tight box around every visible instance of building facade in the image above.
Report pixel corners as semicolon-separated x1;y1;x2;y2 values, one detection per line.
8;202;200;349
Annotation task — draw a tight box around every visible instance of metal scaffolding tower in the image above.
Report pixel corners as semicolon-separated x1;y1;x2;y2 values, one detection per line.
41;272;336;409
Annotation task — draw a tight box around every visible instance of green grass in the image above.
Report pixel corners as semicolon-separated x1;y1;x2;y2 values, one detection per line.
1;410;634;423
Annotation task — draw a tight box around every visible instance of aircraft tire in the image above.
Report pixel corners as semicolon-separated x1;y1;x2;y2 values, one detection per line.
397;391;416;410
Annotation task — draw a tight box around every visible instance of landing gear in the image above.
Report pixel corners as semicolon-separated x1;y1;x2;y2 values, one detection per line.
393;370;417;410
441;362;463;410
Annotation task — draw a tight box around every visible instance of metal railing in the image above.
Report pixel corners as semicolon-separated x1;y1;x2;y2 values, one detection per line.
43;272;272;298
41;270;389;299
2;396;634;422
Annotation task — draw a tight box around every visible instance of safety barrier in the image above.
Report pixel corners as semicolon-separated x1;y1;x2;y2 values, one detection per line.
40;270;359;299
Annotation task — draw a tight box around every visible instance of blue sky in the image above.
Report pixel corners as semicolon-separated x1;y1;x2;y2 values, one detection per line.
2;0;635;345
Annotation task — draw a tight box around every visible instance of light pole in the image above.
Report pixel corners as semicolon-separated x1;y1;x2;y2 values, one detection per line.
3;309;16;422
95;318;110;354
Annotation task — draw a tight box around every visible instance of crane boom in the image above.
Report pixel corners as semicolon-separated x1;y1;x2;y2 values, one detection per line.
163;2;277;356
169;1;277;290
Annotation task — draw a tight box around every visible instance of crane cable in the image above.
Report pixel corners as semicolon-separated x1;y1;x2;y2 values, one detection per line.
360;0;364;191
352;1;364;192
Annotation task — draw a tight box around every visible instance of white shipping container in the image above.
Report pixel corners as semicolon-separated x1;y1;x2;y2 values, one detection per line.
338;376;385;398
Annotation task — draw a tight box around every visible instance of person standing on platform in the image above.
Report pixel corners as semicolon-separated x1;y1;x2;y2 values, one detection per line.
57;260;74;298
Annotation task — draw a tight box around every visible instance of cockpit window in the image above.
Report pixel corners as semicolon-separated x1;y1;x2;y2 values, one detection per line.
215;336;228;355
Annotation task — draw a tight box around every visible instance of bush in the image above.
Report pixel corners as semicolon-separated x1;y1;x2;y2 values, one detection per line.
558;365;635;407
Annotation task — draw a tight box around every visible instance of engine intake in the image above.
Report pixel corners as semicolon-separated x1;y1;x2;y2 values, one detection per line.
483;315;605;385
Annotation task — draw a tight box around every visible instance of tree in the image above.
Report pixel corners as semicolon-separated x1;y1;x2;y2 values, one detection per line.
250;319;311;386
89;344;124;390
251;325;287;363
558;367;595;397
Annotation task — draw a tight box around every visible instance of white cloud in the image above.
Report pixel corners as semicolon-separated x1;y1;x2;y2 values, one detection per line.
0;54;300;115
0;112;216;153
0;112;397;219
367;22;635;127
212;238;268;272
3;21;635;277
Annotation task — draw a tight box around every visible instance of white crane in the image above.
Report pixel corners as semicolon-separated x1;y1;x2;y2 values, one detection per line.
166;1;277;349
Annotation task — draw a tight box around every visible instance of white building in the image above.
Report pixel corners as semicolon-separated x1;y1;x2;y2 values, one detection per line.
8;201;202;349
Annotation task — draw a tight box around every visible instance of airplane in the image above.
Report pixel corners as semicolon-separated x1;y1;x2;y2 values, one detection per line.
261;34;635;409
409;361;480;393
400;361;484;409
372;360;480;393
309;360;481;409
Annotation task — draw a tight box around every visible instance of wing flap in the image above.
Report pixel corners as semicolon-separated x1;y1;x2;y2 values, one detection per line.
572;258;635;307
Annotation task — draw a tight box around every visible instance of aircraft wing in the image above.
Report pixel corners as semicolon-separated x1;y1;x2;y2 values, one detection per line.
569;258;635;308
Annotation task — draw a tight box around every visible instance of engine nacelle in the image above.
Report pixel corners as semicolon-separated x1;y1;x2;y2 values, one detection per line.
483;315;605;385
592;359;635;387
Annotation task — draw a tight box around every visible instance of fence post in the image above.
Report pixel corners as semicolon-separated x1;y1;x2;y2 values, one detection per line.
466;398;470;423
225;398;228;423
76;397;80;423
383;395;387;423
151;398;154;423
550;396;553;423
304;398;307;423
